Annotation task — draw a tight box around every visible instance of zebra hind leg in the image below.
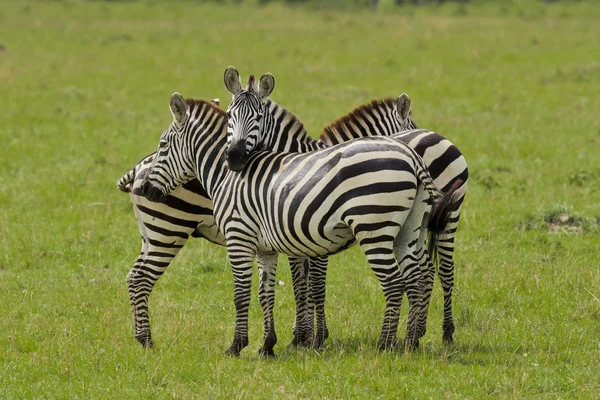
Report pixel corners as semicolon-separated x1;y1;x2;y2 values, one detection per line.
256;252;279;357
287;257;311;348
309;256;329;349
360;242;403;351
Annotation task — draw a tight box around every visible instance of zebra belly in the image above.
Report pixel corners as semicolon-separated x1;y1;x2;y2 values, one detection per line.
255;219;356;258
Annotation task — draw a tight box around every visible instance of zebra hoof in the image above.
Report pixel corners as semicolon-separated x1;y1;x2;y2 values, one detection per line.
312;334;327;350
442;333;454;344
135;333;154;348
258;347;276;358
377;336;398;352
403;338;419;352
225;346;241;357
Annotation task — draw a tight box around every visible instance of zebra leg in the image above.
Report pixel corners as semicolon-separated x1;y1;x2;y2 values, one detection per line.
287;257;311;348
310;256;329;349
359;241;403;351
394;190;430;351
437;235;457;344
256;252;278;357
415;245;434;340
437;206;461;344
126;204;188;348
225;245;255;357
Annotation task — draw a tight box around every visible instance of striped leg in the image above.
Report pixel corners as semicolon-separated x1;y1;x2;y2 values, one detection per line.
225;245;255;357
356;232;404;351
416;245;434;339
436;206;462;344
309;256;329;349
126;205;188;348
288;257;311;348
394;225;426;351
256;252;278;356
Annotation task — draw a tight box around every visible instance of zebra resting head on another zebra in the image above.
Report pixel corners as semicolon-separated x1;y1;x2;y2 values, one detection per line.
140;88;463;356
224;66;275;172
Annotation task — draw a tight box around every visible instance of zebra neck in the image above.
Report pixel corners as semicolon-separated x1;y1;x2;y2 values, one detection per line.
186;113;229;200
262;100;323;153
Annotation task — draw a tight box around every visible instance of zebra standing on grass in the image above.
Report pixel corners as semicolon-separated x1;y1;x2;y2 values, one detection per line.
224;66;468;344
139;87;462;357
119;90;419;349
117;100;319;348
318;102;468;344
119;75;467;348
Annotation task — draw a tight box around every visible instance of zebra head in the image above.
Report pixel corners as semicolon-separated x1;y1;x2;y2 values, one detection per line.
223;66;275;172
141;92;196;203
394;93;415;130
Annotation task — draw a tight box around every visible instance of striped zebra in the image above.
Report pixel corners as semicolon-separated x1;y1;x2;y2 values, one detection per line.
118;100;326;348
319;110;468;344
224;67;468;344
120;78;466;349
119;89;421;349
139;89;462;356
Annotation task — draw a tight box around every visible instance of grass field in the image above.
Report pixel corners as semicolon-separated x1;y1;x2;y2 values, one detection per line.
2;0;600;398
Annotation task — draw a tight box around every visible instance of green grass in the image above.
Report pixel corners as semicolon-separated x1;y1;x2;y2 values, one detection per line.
2;0;600;398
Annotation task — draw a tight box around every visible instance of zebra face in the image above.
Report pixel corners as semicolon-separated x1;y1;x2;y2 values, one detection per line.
141;93;196;203
225;91;265;171
224;66;275;172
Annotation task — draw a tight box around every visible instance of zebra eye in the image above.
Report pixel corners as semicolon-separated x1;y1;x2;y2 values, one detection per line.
226;111;232;119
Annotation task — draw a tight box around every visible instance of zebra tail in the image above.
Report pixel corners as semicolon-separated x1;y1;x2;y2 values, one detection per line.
116;165;138;193
426;179;463;265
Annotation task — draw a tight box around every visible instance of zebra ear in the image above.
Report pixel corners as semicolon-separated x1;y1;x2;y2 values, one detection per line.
169;92;189;125
259;73;275;99
396;93;411;120
224;66;242;95
210;98;220;108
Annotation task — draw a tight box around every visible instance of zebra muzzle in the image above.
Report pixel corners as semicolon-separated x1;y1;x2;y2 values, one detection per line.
226;141;248;172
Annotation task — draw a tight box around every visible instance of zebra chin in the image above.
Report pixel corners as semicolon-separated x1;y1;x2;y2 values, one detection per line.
140;180;168;203
226;157;248;172
226;140;248;172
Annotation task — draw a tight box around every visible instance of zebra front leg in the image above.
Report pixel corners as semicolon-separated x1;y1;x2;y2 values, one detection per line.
256;252;278;357
287;257;311;348
225;245;255;357
309;256;329;349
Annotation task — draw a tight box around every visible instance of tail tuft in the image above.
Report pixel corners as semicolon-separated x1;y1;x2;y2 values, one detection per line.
428;179;463;234
427;179;464;264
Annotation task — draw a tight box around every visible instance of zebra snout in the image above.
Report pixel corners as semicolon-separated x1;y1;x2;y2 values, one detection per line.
226;141;247;172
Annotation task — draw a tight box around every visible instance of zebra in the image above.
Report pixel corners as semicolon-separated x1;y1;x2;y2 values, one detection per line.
118;100;325;348
119;89;422;349
139;88;462;356
119;77;466;349
224;67;468;344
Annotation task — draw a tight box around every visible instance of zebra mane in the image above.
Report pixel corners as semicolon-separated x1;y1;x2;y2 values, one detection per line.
263;98;316;150
318;97;399;144
185;98;226;117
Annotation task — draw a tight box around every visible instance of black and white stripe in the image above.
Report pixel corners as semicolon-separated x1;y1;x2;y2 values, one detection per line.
141;91;462;356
